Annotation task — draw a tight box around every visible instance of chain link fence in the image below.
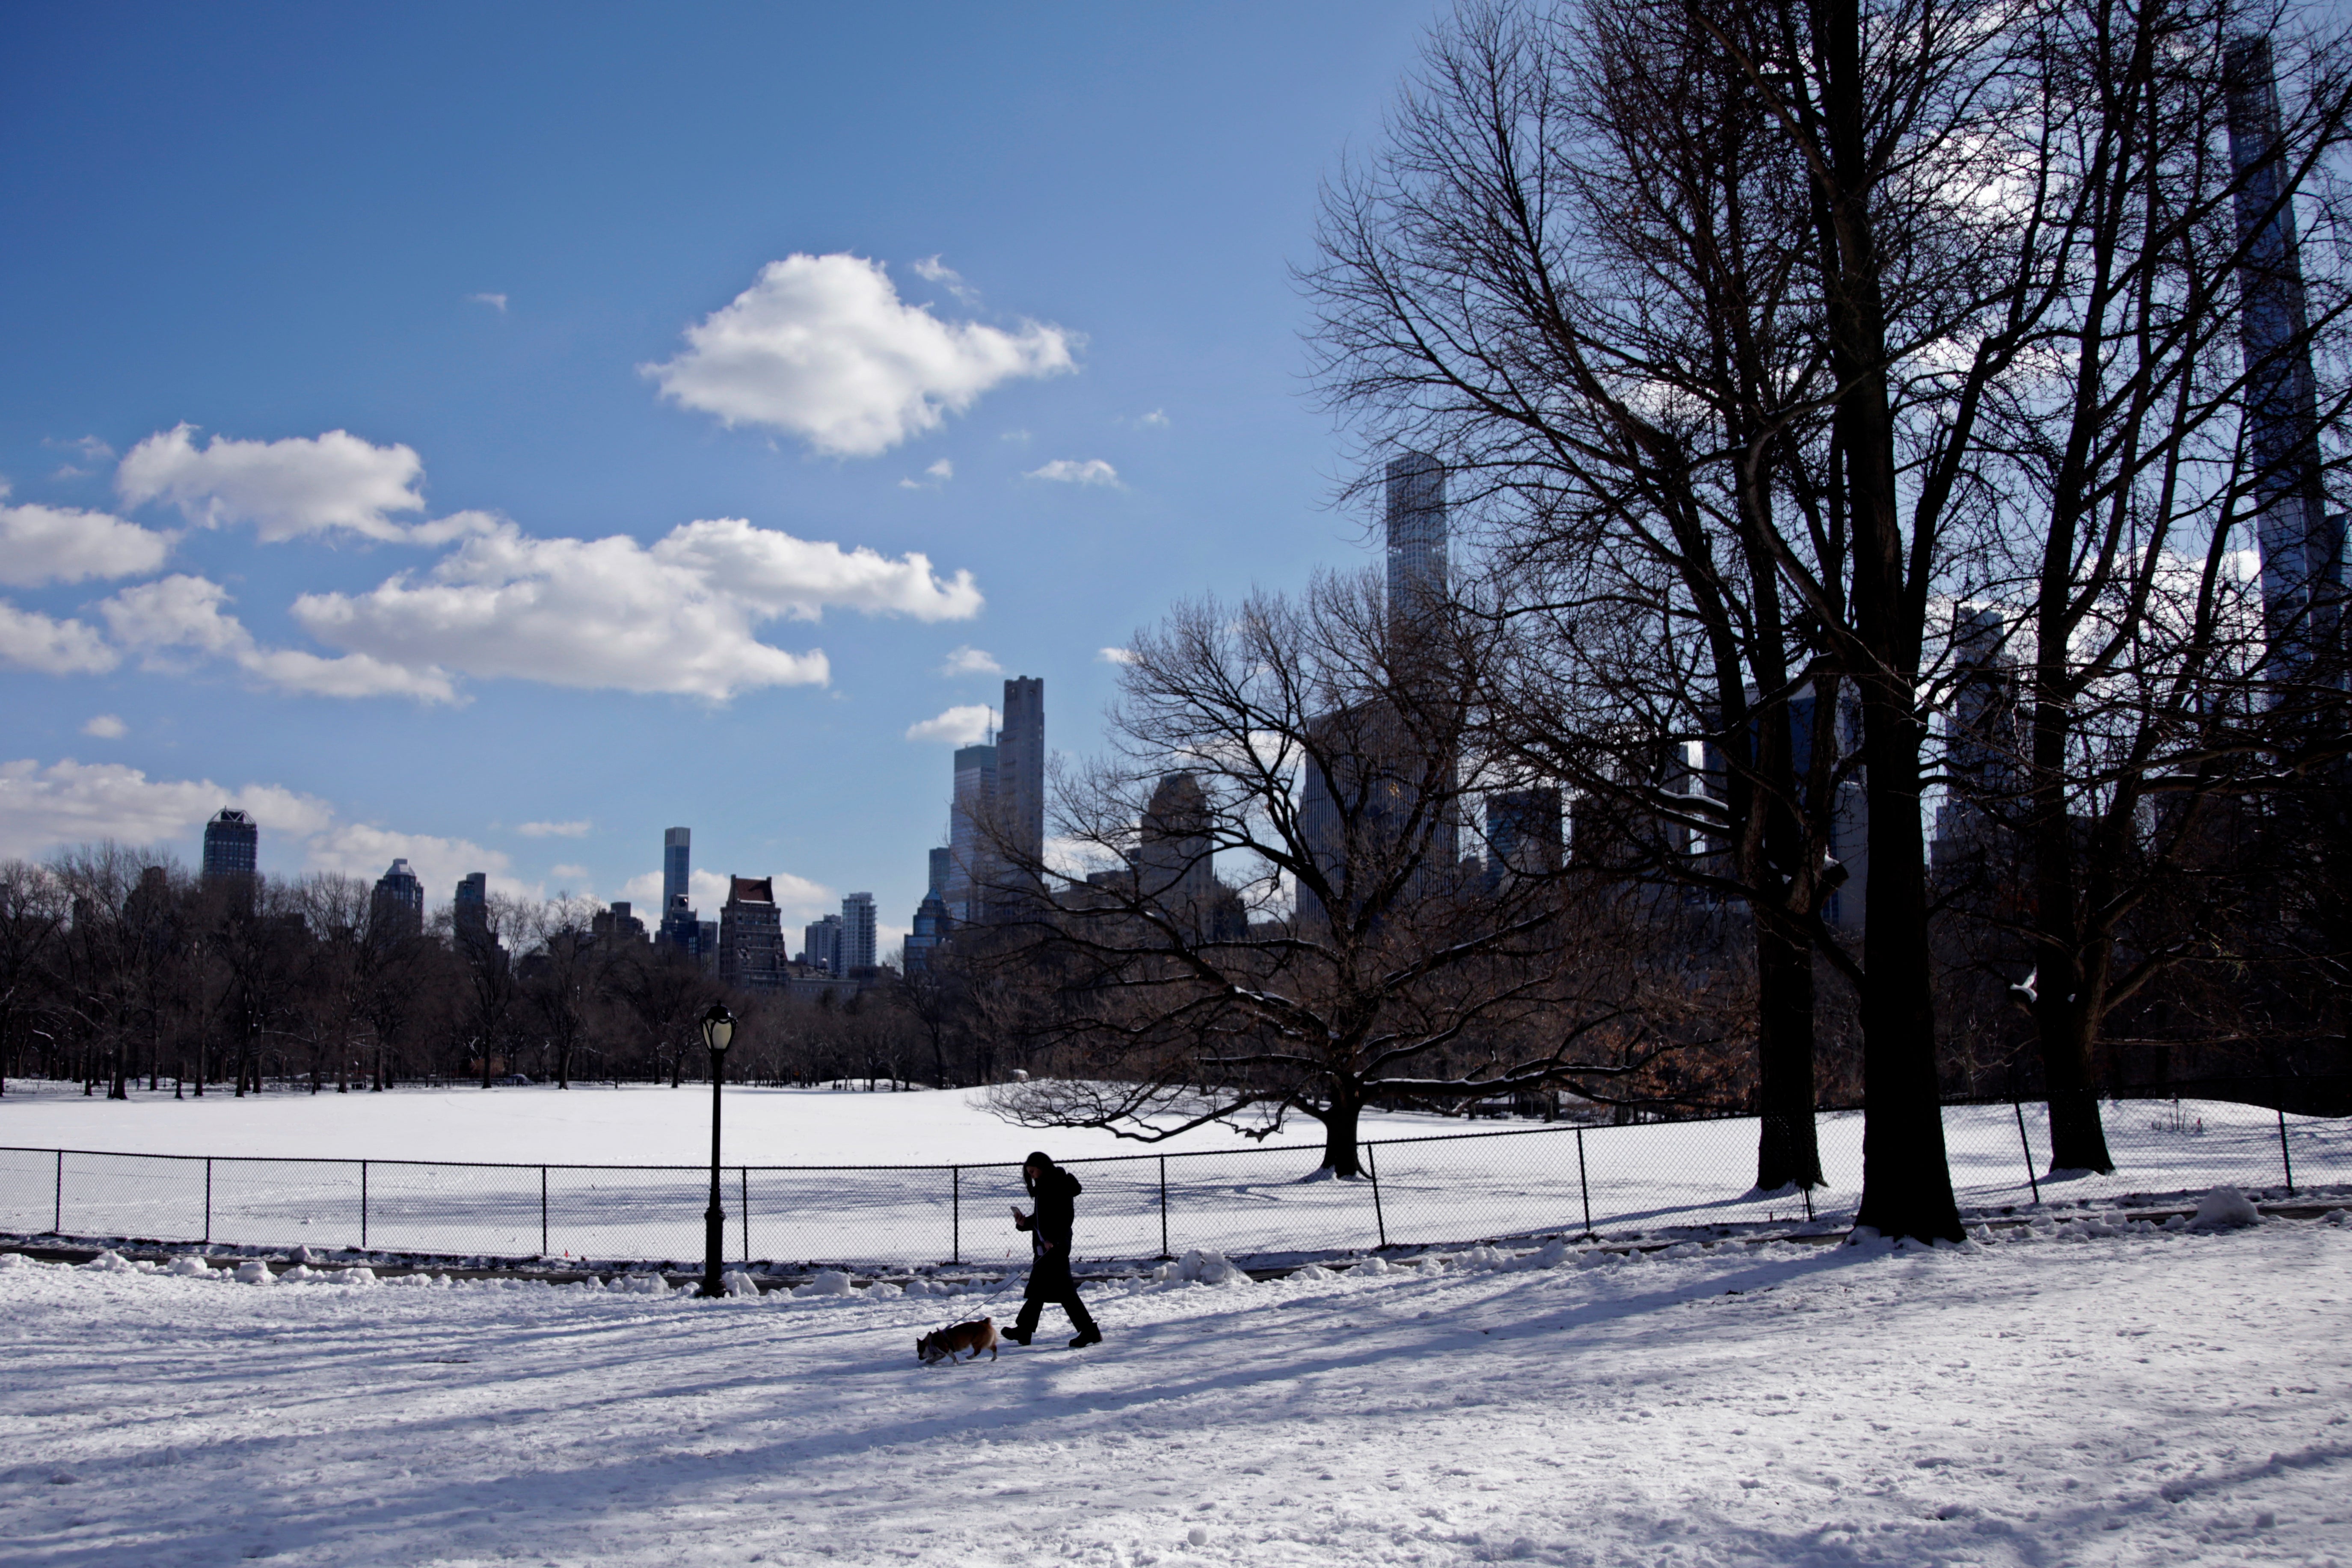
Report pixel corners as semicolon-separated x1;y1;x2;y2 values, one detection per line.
3;1093;2345;1269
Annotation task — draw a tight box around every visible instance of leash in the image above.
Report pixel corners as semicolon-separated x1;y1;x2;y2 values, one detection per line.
924;1260;1026;1336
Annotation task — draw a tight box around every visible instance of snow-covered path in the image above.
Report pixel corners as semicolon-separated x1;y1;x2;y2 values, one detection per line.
5;1215;2348;1566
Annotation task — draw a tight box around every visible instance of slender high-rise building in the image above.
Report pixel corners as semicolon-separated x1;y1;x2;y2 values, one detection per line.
454;872;488;934
927;846;952;899
1138;770;1217;938
2227;36;2349;702
840;891;877;972
663;828;691;911
1385;451;1448;633
802;913;842;976
998;677;1046;907
947;741;999;925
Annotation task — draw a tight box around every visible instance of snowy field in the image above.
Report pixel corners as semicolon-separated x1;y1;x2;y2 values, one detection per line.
2;1083;2346;1265
3;1210;2349;1567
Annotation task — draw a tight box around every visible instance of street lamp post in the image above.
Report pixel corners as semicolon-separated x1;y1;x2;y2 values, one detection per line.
696;1002;736;1298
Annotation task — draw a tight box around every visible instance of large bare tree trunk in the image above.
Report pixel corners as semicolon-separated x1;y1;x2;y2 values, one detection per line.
1818;0;1962;1242
1318;1094;1367;1179
1754;919;1822;1190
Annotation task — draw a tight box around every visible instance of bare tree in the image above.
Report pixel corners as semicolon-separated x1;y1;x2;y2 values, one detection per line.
516;895;609;1088
0;861;66;1097
1936;2;2352;1170
985;576;1698;1175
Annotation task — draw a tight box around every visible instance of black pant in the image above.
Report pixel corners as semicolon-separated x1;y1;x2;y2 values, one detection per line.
1014;1248;1097;1337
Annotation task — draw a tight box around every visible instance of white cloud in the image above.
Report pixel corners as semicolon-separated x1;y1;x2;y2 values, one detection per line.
652;517;980;622
905;703;998;744
618;865;836;925
0;756;529;899
765;871;840;926
941;645;1002;676
291;517;978;702
117;425;423;542
1026;458;1121;488
0;603;118;675
1139;409;1169;428
910;255;979;303
301;820;516;900
549;862;591;883
0;758;334;860
899;457;955;491
114;425;492;545
0;489;172;586
641;253;1077;457
466;293;509;313
1097;646;1139;666
46;436;116;463
518;819;592;838
619;866;732;914
82;715;126;739
101;575;457;702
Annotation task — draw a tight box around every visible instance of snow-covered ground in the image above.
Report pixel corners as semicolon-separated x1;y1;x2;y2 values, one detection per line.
3;1209;2348;1566
3;1083;2346;1266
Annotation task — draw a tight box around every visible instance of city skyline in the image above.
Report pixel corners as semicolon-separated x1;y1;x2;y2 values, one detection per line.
0;3;1439;958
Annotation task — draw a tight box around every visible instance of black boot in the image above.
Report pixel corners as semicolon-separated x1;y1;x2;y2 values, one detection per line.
1006;1303;1040;1346
1068;1327;1102;1348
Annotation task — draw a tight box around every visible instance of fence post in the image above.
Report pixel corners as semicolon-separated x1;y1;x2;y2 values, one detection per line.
1366;1140;1388;1250
205;1157;213;1246
2278;1106;2296;1195
740;1168;749;1264
53;1150;62;1235
360;1161;369;1251
540;1167;549;1257
951;1166;961;1265
1158;1156;1170;1260
2013;1101;2042;1206
1575;1126;1593;1239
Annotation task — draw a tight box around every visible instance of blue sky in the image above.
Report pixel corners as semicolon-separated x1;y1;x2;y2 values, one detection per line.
0;2;1439;947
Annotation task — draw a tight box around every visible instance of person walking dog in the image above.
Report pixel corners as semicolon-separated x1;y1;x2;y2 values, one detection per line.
1005;1150;1102;1348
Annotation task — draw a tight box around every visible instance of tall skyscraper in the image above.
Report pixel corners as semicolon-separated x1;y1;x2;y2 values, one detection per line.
719;876;783;990
1938;604;2021;847
1390;454;1459;872
370;857;425;939
927;846;952;899
998;676;1046;903
840;891;877;972
454;871;491;951
1385;451;1448;633
947;741;998;925
663;827;691;911
201;808;258;886
1299;454;1462;927
2227;37;2349;703
802;913;842;976
1138;770;1217;938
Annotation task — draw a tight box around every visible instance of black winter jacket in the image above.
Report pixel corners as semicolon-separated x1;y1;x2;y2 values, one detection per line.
1023;1162;1083;1255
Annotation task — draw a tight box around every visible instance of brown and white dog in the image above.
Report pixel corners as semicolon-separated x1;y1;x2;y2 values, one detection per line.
916;1317;999;1365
